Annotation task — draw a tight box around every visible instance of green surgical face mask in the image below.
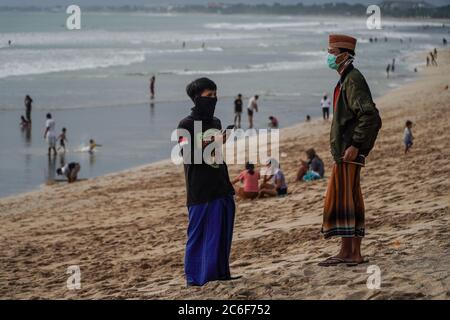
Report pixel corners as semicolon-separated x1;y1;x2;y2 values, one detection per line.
327;53;339;70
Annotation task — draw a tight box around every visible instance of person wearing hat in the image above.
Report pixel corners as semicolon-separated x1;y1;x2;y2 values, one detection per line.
258;158;287;198
319;34;382;267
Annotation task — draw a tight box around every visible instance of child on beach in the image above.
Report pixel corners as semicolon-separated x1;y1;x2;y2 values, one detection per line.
177;77;236;287
232;162;260;200
20;115;29;128
268;116;279;129
89;139;102;153
404;120;414;154
57;128;67;153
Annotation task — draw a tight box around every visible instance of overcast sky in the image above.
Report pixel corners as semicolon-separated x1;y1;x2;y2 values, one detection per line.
1;0;449;7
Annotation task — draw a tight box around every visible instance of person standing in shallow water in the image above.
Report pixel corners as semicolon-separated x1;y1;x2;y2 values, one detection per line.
149;75;155;100
247;95;259;129
430;52;437;66
319;34;382;267
24;95;33;123
44;113;57;156
177;77;236;286
234;93;243;128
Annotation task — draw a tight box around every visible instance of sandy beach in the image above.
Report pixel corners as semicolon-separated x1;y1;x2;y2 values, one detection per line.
1;51;449;300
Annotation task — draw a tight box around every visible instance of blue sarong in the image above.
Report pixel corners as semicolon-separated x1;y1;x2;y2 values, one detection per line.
185;195;235;286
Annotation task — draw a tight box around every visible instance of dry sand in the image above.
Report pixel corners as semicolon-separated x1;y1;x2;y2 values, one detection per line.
1;51;449;300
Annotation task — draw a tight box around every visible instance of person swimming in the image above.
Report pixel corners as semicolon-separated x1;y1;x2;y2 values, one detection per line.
88;139;102;153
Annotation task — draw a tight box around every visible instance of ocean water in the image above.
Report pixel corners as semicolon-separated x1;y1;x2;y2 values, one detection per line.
0;11;448;197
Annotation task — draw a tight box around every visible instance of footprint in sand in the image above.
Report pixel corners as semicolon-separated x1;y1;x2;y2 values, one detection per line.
232;261;252;268
303;268;315;277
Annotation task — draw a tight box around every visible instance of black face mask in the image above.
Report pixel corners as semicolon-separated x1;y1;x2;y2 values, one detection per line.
192;96;217;120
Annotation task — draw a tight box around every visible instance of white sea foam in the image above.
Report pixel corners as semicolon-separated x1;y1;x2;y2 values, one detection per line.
204;21;326;31
144;47;223;55
0;31;264;47
264;92;303;98
165;59;323;76
381;20;448;28
399;44;436;71
288;50;325;57
357;30;432;40
0;48;145;78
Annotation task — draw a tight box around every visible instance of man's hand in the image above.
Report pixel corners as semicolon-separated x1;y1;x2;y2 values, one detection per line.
343;145;359;162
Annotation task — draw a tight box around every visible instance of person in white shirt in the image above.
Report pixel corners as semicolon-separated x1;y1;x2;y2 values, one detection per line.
44;113;57;156
321;94;331;120
247;95;259;129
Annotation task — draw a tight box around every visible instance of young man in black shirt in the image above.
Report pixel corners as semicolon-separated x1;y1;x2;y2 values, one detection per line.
177;77;236;286
234;93;243;128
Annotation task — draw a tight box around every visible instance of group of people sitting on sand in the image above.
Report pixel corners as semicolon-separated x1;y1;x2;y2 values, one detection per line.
232;159;287;200
232;148;325;201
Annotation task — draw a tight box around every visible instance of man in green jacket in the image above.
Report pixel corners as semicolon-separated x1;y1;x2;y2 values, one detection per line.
319;34;382;267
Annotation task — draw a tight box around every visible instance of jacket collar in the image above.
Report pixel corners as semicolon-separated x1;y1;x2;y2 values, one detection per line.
338;63;354;85
333;63;353;112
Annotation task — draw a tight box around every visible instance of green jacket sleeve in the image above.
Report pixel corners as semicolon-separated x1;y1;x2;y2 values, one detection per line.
345;74;381;149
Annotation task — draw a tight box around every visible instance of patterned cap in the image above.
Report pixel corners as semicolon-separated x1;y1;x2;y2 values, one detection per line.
329;34;357;51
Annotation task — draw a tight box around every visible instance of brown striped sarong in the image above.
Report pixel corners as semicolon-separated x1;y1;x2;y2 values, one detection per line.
322;162;365;239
